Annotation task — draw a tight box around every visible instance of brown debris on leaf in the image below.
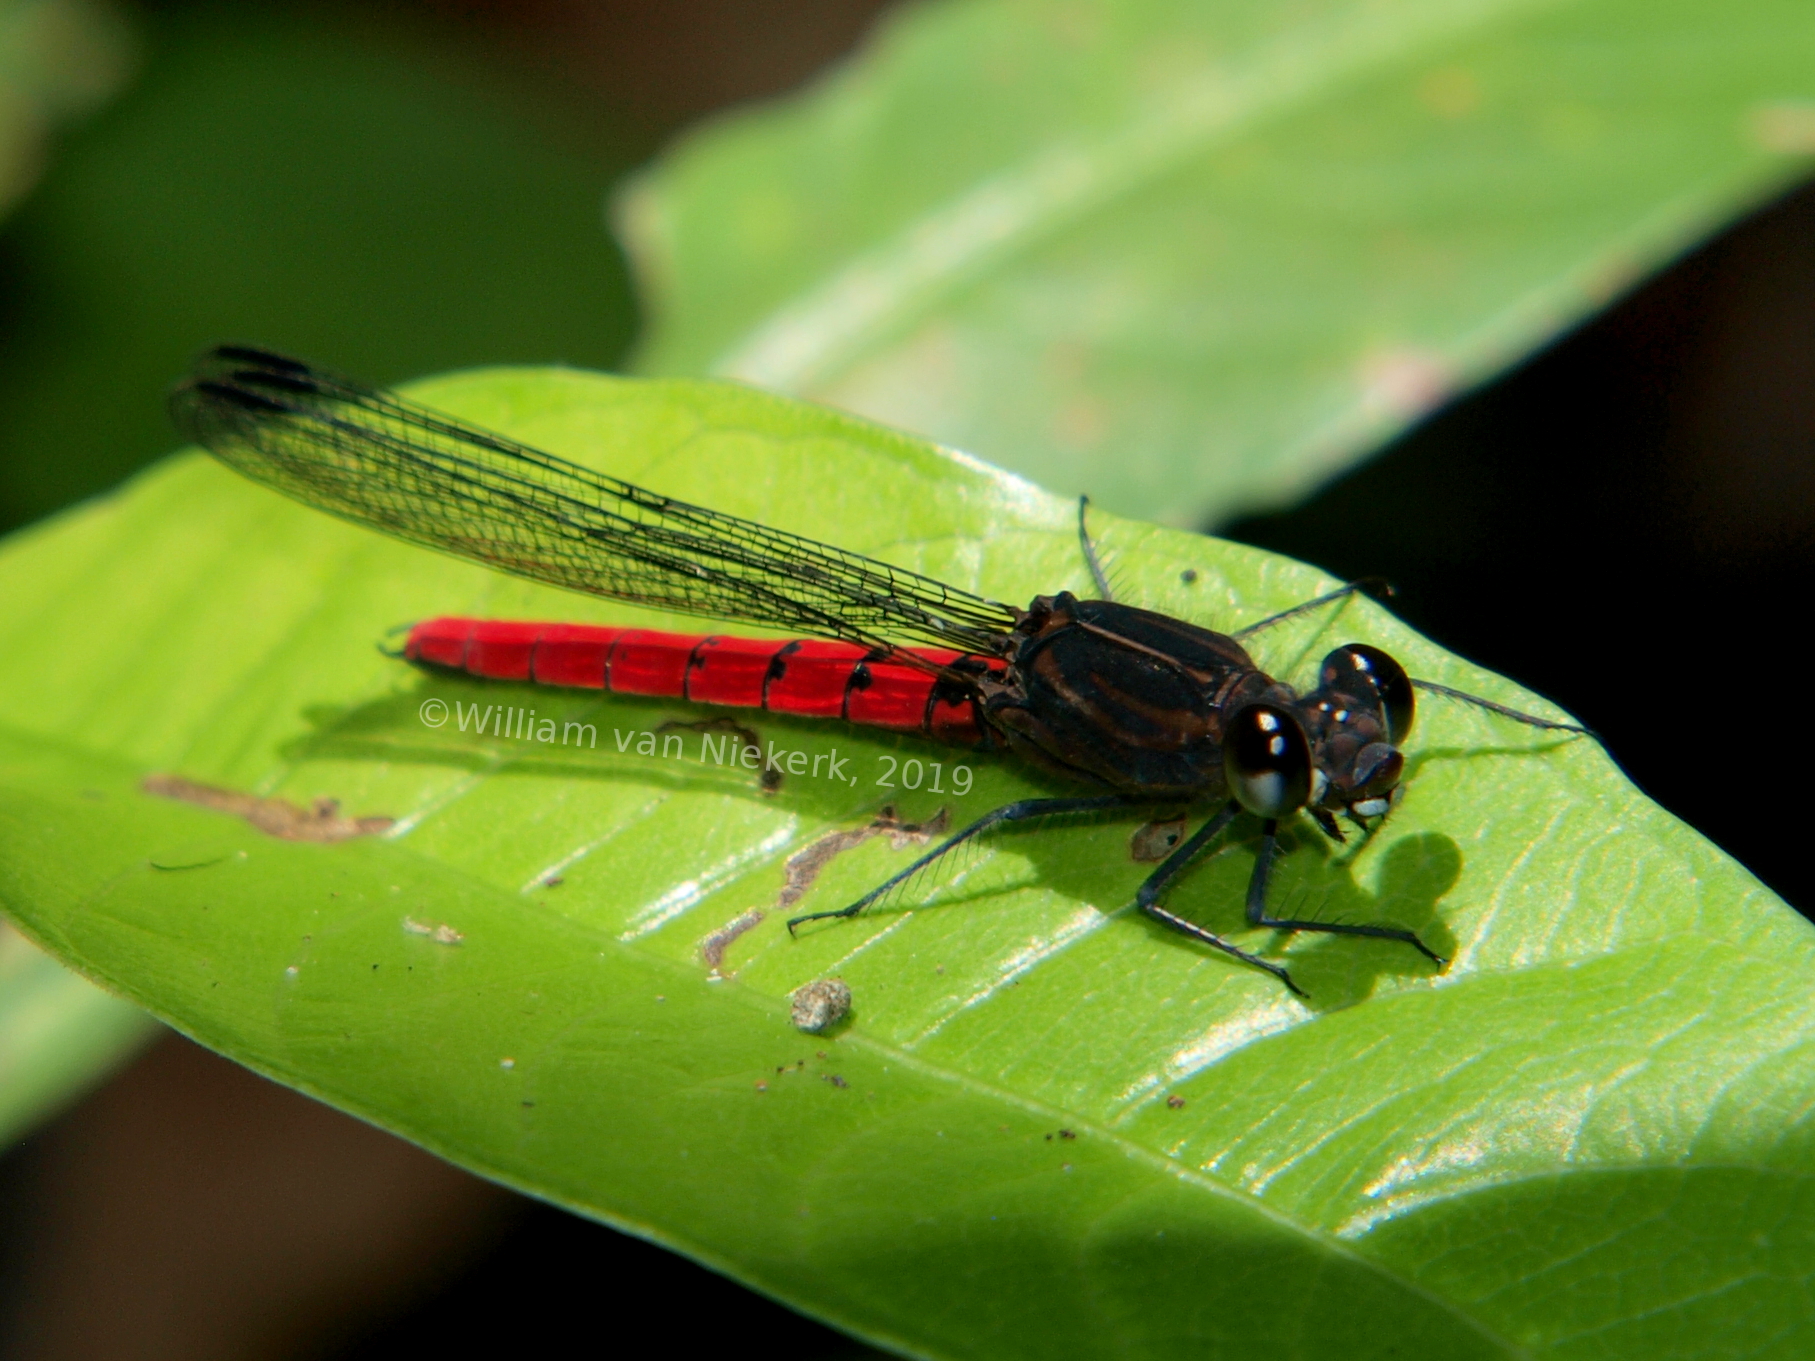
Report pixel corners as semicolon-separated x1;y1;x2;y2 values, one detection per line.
143;774;394;842
776;804;951;911
1130;817;1187;863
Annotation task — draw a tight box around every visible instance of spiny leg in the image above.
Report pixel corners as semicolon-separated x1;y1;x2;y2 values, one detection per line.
1410;679;1597;739
1244;819;1445;966
1232;578;1392;640
1236;587;1598;743
1077;495;1114;600
787;794;1134;933
1133;801;1306;997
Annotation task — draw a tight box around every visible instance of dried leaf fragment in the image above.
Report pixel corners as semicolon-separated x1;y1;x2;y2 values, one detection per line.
1130;817;1187;862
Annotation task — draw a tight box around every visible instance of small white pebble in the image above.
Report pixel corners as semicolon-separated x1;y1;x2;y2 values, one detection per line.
790;978;853;1033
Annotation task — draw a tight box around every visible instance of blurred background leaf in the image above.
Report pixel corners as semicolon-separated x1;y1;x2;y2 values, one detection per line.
0;0;641;535
624;0;1815;526
0;921;153;1145
0;0;133;218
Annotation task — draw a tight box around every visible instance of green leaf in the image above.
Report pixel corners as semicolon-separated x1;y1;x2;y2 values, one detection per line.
3;369;1811;1357
622;0;1815;526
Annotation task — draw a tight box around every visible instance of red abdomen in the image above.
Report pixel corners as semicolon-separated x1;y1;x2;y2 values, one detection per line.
404;617;998;745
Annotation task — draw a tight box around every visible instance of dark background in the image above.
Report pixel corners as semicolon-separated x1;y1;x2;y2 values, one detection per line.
0;0;1809;1356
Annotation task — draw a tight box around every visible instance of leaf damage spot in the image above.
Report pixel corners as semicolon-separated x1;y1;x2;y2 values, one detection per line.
701;909;765;975
143;774;393;842
776;804;951;912
791;978;853;1033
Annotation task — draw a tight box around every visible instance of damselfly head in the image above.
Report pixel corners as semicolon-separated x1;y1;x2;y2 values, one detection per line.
1227;644;1416;825
1223;698;1401;822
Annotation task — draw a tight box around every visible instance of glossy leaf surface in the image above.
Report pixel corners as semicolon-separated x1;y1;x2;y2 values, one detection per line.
624;0;1815;525
1;370;1810;1358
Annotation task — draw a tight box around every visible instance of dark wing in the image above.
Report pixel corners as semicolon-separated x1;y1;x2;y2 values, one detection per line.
170;347;1022;658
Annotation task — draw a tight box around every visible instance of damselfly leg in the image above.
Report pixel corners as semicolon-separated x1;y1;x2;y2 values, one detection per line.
1409;681;1596;737
1233;579;1394;639
1243;818;1444;961
786;794;1135;934
1077;495;1114;600
1129;802;1308;994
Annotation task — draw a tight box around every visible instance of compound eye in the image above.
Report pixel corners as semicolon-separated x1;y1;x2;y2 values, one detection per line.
1223;704;1313;819
1351;742;1404;797
1321;644;1414;744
